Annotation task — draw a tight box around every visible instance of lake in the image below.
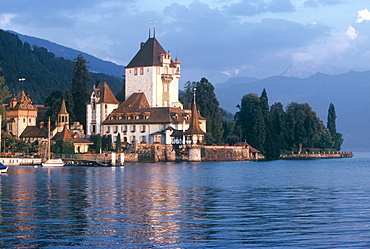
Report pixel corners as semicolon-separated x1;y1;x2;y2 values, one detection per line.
1;153;370;248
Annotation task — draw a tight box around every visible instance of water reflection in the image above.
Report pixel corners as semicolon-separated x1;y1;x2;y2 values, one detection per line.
1;158;370;247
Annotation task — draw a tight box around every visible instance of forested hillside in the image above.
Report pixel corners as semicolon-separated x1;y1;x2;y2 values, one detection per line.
0;29;123;104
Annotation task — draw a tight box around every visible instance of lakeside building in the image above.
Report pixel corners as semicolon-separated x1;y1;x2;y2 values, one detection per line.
86;81;119;136
19;98;92;153
6;91;38;138
99;33;206;145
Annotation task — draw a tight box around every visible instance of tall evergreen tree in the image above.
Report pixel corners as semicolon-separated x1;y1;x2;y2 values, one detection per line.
327;103;337;134
182;78;224;144
71;54;91;128
327;103;343;151
96;134;102;154
235;93;266;151
264;102;286;159
116;133;122;152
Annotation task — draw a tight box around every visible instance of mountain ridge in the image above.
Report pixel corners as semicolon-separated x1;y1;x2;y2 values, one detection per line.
9;30;125;77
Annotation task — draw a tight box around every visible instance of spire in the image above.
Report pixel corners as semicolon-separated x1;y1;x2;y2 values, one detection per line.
59;99;68;114
57;99;69;132
184;88;205;136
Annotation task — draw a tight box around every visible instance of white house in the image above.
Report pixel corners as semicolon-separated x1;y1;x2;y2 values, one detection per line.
86;81;120;136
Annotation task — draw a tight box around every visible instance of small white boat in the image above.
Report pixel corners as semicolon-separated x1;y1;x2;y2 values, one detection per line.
41;117;65;167
0;163;8;173
41;158;64;167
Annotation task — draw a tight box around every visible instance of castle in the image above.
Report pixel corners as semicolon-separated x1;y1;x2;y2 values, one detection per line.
8;33;206;151
5;32;262;161
86;33;206;146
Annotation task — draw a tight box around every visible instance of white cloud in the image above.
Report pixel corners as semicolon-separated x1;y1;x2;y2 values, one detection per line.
356;9;370;23
345;26;357;40
0;13;16;28
282;30;354;66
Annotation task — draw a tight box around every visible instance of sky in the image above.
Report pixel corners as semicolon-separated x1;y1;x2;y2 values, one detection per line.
1;0;370;85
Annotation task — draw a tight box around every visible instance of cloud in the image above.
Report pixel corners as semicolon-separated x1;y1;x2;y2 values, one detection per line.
159;2;330;80
281;27;364;70
0;13;16;28
345;26;358;40
225;0;295;16
357;9;370;23
304;0;344;7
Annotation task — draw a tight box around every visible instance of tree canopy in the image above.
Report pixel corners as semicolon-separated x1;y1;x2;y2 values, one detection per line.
71;54;91;128
235;89;343;159
181;78;224;145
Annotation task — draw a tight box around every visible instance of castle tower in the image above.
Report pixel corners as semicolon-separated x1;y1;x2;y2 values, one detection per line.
6;91;38;138
57;99;69;132
125;35;182;108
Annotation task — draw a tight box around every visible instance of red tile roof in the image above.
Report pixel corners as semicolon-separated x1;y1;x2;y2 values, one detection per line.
52;125;93;144
102;92;205;125
94;82;119;104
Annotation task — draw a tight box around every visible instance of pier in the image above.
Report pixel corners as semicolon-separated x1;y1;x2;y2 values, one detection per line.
282;151;354;159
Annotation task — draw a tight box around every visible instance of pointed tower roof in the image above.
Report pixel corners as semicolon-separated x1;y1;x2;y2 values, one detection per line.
95;82;119;104
184;90;205;135
59;99;68;114
126;37;175;68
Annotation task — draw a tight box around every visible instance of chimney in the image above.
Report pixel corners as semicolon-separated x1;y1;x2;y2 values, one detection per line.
39;122;44;128
140;42;145;48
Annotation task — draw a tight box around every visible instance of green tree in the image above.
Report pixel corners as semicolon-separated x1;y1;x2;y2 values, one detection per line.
44;90;75;125
0;68;10;126
182;78;224;144
115;76;125;103
285;102;323;152
316;128;334;149
51;141;75;154
327;103;343;151
96;134;102;153
327;103;337;134
102;135;112;151
116;133;122;152
235;93;266;151
71;54;91;128
264;102;286;159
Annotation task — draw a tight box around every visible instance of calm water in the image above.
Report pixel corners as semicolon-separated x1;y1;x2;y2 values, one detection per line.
1;153;370;248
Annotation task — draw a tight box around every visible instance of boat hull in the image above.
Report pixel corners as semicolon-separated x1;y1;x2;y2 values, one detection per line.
42;159;65;167
0;162;8;173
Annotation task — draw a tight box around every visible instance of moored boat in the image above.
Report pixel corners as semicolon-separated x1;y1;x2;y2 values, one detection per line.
41;158;64;167
0;162;8;173
42;117;65;167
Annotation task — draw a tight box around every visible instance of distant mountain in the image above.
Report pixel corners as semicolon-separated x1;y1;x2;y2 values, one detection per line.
0;29;123;104
215;76;259;89
9;31;124;77
214;71;370;151
281;62;351;78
